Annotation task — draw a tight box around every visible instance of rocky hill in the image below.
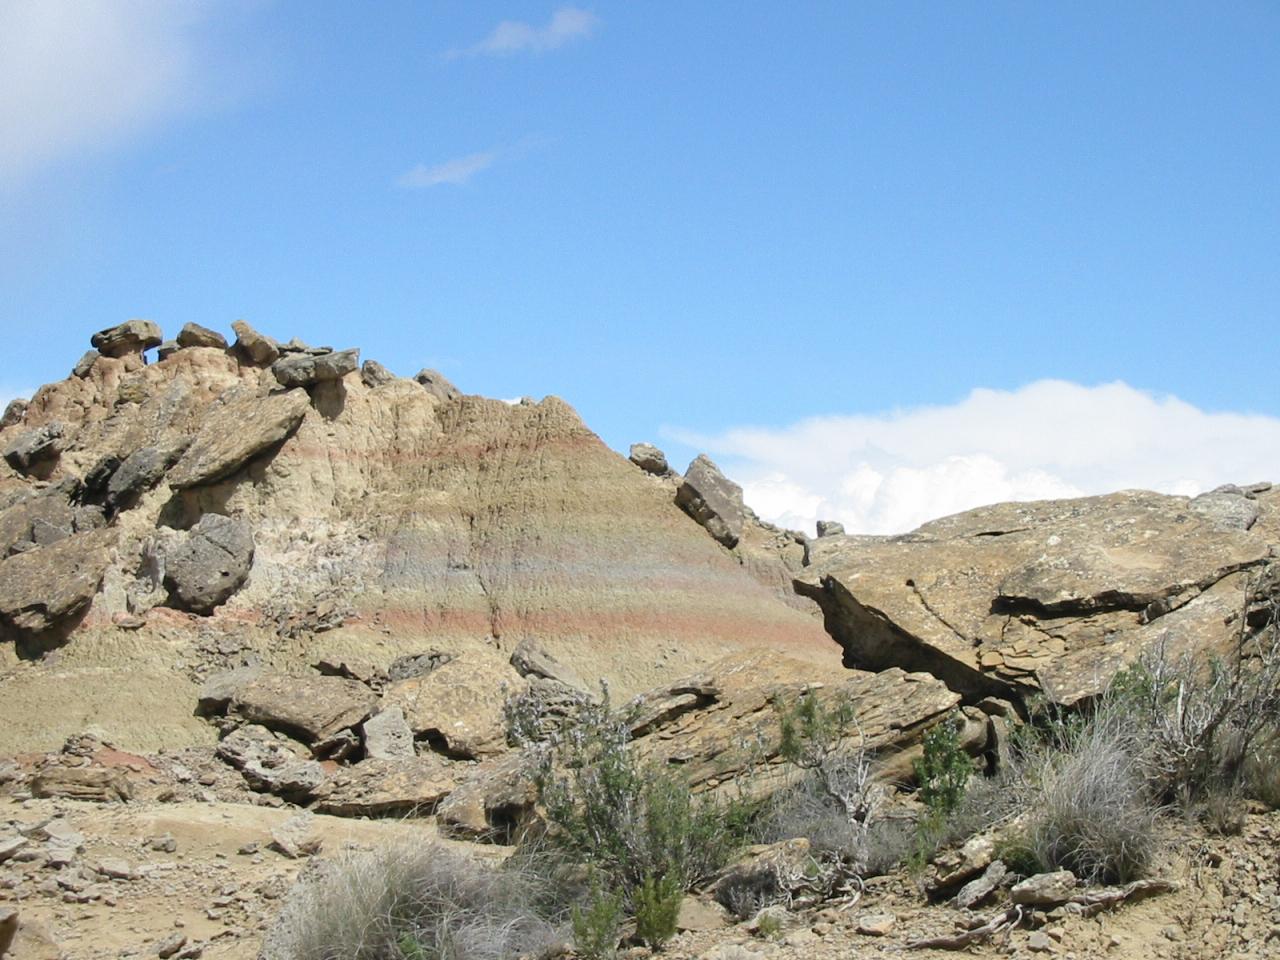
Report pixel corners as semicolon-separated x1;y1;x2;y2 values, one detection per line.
0;319;1277;960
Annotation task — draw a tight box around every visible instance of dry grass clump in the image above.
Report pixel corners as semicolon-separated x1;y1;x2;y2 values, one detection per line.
261;842;565;960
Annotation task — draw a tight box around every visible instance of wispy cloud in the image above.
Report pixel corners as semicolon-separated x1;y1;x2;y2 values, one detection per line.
0;1;219;185
446;7;599;60
396;151;497;189
672;380;1280;536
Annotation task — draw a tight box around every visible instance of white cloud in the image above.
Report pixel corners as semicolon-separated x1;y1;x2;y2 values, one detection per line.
674;380;1280;536
397;151;497;189
0;1;216;184
447;7;599;59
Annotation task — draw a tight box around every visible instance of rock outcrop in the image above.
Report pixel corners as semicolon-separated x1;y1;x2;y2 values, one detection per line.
799;488;1278;705
629;442;670;475
167;389;310;489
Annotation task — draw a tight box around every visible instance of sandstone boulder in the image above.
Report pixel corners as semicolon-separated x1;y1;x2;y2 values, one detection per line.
361;706;415;760
105;440;189;508
0;530;115;637
72;350;99;378
2;422;65;473
1011;870;1077;906
163;513;255;613
168;388;309;488
629;442;669;475
414;368;460;401
177;322;228;350
676;454;746;549
799;491;1275;704
215;724;326;800
435;752;539;841
230;320;280;364
90;319;162;358
315;756;457;817
196;664;261;715
510;637;586;689
0;398;26;429
231;674;377;744
385;656;519;759
272;348;360;388
360;359;396;388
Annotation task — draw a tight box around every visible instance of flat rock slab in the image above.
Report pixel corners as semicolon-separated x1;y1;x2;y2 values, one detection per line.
30;765;132;802
231;674;377;744
800;490;1275;704
168;388;310;488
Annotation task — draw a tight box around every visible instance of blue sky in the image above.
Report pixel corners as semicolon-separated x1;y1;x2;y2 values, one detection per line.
2;2;1278;532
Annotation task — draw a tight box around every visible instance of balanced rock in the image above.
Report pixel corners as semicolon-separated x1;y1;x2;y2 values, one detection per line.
230;319;280;365
3;422;65;473
816;519;845;537
177;322;228;350
162;513;254;614
231;674;377;744
156;340;179;361
414;368;460;402
90;319;162;358
629;442;669;475
676;454;746;548
167;388;309;488
272;348;360;388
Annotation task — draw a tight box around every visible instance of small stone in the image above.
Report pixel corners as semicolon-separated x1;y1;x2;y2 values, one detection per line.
94;858;136;880
629;443;669;475
148;834;178;854
1011;870;1077;907
1028;930;1054;952
156;931;187;958
360;360;396;388
856;912;895;936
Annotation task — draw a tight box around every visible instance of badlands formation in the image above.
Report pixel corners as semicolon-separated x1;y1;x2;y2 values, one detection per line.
0;319;1277;959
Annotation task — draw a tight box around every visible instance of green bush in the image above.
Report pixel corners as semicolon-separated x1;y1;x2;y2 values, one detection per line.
913;716;972;815
533;692;748;906
571;876;623;960
634;872;682;949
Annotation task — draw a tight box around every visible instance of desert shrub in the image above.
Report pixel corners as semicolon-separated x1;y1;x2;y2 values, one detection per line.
1243;728;1280;808
260;842;564;960
1015;715;1158;883
533;692;747;906
570;876;623;960
634;872;682;949
913;715;972;816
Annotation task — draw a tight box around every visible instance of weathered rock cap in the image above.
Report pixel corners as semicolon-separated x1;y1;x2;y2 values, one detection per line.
176;322;228;350
231;320;280;365
676;454;746;549
0;398;27;429
629;442;669;475
90;319;162;358
414;368;461;402
272;348;360;388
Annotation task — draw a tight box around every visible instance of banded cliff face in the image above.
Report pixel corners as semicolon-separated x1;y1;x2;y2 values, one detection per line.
0;328;834;754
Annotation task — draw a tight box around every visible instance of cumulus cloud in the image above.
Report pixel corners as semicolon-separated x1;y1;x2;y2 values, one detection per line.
397;151;497;188
0;1;217;184
674;380;1280;536
447;7;599;59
